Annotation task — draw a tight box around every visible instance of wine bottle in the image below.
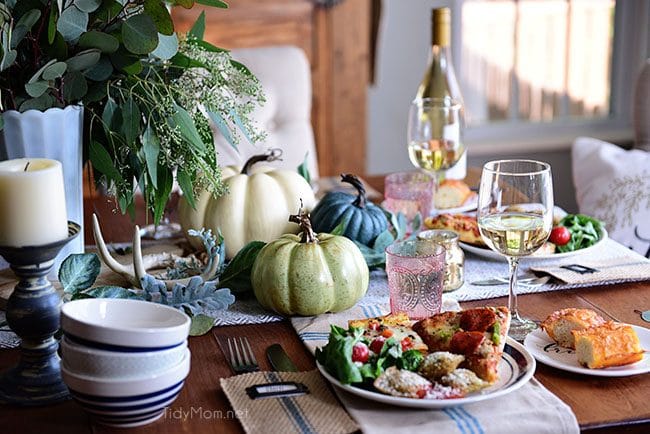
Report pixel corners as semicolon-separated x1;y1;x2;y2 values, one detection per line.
416;7;466;180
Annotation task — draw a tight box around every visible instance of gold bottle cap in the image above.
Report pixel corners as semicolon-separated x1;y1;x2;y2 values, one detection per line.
432;7;451;47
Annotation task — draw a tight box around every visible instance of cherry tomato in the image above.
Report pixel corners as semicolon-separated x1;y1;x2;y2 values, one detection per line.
549;226;571;246
352;342;369;363
381;328;394;338
369;337;386;354
401;336;414;351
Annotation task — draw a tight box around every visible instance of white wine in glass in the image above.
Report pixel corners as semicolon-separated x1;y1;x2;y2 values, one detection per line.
407;98;464;183
477;160;553;340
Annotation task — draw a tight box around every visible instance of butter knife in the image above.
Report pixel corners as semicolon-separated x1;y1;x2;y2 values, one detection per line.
471;276;549;286
266;344;298;372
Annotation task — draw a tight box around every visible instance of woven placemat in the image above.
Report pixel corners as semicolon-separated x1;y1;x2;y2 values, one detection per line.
530;255;650;285
220;370;358;434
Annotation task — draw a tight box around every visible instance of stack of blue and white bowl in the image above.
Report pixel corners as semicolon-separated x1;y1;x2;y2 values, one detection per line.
59;299;191;428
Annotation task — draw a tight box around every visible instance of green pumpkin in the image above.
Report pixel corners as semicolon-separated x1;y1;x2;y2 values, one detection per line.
251;212;369;316
311;174;388;245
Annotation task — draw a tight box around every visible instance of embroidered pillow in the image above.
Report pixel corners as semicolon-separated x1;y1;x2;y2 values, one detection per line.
572;137;650;257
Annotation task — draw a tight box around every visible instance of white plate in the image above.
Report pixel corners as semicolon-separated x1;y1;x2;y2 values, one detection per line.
523;326;650;377
460;228;608;262
317;338;535;409
431;192;478;215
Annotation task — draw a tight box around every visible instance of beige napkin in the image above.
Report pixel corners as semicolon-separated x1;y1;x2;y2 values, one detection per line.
220;370;358;434
291;300;580;434
530;253;650;285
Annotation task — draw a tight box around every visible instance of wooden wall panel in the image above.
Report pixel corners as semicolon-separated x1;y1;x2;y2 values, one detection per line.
312;0;370;176
172;1;314;61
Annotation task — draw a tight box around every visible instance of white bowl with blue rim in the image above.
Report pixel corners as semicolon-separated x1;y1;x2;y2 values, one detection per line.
61;348;191;428
60;335;187;379
60;299;190;349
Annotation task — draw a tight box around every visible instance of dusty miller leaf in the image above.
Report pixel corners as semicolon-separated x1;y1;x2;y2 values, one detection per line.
142;275;235;316
187;228;225;275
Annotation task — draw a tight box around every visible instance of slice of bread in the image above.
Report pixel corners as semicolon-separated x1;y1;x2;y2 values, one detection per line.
434;180;473;209
348;312;411;329
573;322;644;369
541;308;606;349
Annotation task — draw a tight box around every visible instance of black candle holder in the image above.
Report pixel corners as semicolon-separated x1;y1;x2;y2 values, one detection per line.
0;222;80;406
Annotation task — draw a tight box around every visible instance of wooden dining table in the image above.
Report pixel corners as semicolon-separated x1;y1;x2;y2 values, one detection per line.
1;174;649;433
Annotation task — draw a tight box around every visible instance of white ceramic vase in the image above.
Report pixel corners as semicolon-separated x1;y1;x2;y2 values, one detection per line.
0;105;84;274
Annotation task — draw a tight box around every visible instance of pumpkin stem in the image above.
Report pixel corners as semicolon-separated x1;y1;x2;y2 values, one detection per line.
340;173;367;208
241;148;284;175
289;201;318;244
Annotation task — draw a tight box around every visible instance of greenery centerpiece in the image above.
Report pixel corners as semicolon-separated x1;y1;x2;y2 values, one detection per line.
0;0;265;223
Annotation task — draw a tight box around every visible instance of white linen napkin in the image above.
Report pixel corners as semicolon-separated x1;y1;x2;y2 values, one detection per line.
291;301;579;434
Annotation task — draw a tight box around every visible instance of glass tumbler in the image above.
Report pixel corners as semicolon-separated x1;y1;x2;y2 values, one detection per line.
417;229;464;292
385;240;446;320
383;171;434;230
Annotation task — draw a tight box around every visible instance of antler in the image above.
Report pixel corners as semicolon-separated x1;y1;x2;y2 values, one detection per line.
92;214;221;289
92;214;139;287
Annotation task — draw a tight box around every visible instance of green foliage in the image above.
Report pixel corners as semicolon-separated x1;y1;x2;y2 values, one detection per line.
59;253;101;294
217;240;265;294
297;152;311;184
58;251;238;336
0;0;266;225
189;313;215;336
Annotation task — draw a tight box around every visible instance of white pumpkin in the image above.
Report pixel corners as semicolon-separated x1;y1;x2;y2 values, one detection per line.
178;151;316;259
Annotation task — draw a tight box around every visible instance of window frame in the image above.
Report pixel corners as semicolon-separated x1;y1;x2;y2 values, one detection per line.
450;0;649;156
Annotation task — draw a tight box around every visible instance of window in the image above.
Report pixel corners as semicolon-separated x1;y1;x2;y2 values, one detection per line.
451;0;649;153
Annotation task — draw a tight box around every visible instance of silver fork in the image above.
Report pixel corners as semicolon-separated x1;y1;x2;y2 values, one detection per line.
221;336;259;374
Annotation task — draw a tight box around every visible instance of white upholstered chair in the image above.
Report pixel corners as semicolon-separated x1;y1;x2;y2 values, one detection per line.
213;45;319;178
571;58;650;256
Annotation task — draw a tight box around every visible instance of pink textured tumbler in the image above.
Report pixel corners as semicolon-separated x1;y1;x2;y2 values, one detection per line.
385;240;446;320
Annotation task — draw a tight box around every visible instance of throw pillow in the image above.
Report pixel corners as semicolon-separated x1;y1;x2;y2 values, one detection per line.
572;137;650;257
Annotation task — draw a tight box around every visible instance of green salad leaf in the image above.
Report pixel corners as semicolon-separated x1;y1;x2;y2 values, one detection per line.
556;214;605;253
315;325;365;384
316;326;424;384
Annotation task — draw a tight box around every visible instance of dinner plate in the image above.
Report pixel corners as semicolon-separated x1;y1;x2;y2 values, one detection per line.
523;326;650;377
317;338;535;409
460;228;608;262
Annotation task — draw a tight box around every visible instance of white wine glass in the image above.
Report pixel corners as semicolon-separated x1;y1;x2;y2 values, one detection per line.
407;97;464;187
476;160;553;341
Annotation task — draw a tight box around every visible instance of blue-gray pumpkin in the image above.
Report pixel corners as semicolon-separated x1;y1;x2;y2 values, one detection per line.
310;174;388;245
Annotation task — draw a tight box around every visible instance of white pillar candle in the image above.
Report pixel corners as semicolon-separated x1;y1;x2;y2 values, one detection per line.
0;158;68;247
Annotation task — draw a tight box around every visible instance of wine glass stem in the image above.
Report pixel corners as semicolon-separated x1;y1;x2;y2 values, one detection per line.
507;256;522;321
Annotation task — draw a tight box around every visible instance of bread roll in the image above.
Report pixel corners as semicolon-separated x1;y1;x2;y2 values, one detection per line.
541;308;606;349
573;322;644;369
434;180;472;209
